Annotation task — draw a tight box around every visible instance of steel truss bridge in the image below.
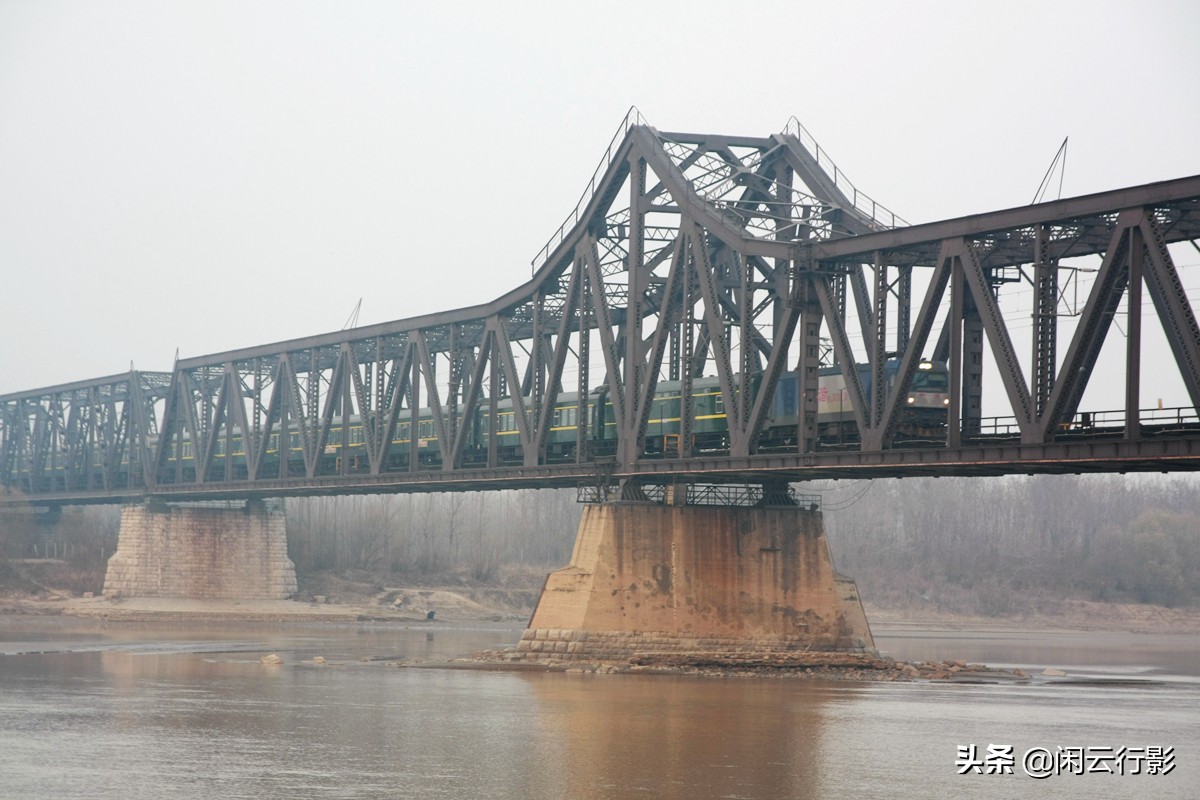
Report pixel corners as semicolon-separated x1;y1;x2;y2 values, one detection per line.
3;111;1200;507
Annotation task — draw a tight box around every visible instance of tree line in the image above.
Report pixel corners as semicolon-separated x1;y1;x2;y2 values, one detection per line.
822;474;1200;613
2;474;1198;613
285;489;580;582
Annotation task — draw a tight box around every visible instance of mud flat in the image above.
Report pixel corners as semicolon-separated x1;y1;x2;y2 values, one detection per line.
0;590;526;625
420;645;1033;683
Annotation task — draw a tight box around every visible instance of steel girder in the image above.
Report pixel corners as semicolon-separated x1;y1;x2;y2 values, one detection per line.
2;113;1200;506
0;371;171;498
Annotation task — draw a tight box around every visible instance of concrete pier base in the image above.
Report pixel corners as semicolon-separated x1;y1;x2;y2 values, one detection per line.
102;499;297;600
519;502;873;662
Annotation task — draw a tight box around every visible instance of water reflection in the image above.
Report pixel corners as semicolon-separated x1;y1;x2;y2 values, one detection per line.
0;621;1195;799
524;673;849;799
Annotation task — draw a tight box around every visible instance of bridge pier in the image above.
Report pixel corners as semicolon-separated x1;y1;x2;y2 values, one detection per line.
102;499;297;600
518;498;873;663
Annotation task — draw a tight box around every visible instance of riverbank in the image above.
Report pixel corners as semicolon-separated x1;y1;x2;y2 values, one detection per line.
2;596;1194;687
2;590;1199;635
864;599;1200;634
3;567;1200;635
0;591;528;624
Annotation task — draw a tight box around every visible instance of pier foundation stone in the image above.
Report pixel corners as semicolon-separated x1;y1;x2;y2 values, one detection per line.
521;502;873;662
102;499;297;600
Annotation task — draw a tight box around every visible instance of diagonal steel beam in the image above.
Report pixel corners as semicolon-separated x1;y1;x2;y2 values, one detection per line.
416;334;450;469
690;223;742;449
450;330;492;468
534;261;581;461
634;235;687;450
867;241;954;451
958;242;1036;438
745;298;801;454
373;342;414;475
1139;214;1200;409
490;318;534;463
1039;213;1137;438
813;273;869;439
583;237;626;428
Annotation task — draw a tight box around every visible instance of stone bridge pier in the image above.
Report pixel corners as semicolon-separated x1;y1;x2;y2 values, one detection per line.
102;499;297;600
518;499;873;662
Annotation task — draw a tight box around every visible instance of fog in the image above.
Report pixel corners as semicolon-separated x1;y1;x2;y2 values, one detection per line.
2;1;1198;398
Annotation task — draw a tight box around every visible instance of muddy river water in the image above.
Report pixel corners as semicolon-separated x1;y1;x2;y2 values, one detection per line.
0;618;1196;799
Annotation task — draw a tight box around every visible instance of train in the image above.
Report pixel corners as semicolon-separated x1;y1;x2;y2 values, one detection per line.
16;360;950;484
160;359;950;474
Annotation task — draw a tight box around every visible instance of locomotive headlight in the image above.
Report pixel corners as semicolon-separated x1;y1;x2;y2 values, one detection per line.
918;361;933;370
907;396;916;404
943;398;950;405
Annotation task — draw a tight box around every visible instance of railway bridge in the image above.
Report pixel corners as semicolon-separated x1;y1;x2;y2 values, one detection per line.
3;112;1198;660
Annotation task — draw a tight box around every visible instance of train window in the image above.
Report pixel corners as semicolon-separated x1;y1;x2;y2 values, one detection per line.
270;433;279;450
182;442;193;458
499;412;515;432
396;423;409;441
350;427;364;444
419;420;433;438
714;394;724;414
776;377;797;416
290;433;301;449
913;371;948;390
560;406;577;427
215;440;225;456
328;429;342;445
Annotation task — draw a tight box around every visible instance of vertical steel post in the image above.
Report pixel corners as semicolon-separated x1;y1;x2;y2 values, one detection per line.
669;322;681;382
680;242;695;460
1032;224;1058;420
948;253;964;448
576;256;590;464
796;273;821;453
739;253;753;433
871;252;888;430
962;263;984;437
897;265;912;354
620;156;646;467
832;272;847;367
488;332;499;470
409;349;420;472
340;348;351;477
224;370;234;482
277;361;289;480
1125;225;1143;439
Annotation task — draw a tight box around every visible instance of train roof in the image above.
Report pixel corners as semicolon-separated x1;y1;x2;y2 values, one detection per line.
818;359;947;377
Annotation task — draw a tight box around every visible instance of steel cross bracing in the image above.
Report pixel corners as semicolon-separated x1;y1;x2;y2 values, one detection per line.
3;113;1200;506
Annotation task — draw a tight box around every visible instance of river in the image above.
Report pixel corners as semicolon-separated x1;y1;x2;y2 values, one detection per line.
0;617;1195;799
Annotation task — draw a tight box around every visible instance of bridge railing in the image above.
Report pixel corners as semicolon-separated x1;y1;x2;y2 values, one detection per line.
577;482;820;509
530;106;646;274
782;116;908;230
971;405;1200;439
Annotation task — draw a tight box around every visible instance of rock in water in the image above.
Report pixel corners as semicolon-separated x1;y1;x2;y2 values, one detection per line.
260;653;283;665
1041;667;1066;677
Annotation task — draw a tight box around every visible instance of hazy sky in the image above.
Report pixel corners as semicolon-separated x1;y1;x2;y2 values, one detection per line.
2;0;1198;396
